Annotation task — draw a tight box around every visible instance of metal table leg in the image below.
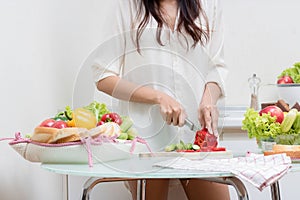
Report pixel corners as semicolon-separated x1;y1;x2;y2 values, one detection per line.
81;176;250;200
137;179;146;200
270;181;281;200
62;175;69;200
203;177;249;200
81;177;144;200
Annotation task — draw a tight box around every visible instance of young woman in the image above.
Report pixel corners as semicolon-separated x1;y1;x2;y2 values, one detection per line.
92;0;229;199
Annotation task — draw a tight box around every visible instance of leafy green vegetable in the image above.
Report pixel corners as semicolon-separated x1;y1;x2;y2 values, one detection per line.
165;143;176;152
64;105;73;120
275;134;300;145
127;127;138;140
84;101;110;122
294;62;300;70
117;132;128;140
176;140;186;150
278;62;300;83
120;116;133;132
165;141;196;151
242;108;282;140
242;108;300;144
53;105;73;121
292;112;300;134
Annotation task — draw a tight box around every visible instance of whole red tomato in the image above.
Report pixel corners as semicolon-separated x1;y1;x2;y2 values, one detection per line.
97;121;105;126
52;121;68;129
40;119;56;127
100;113;122;125
277;75;294;84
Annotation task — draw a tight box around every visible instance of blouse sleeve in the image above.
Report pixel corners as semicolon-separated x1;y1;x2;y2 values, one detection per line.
91;0;127;83
204;0;228;97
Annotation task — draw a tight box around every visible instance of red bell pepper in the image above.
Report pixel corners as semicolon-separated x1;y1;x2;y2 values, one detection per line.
194;128;218;149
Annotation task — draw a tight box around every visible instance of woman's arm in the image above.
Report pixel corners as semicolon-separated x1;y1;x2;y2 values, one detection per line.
199;1;227;136
198;82;222;136
97;76;187;126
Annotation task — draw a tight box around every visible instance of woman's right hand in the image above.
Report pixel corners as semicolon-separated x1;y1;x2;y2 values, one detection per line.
156;92;187;127
97;77;187;126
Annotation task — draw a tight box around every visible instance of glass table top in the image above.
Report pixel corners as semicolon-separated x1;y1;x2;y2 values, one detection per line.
41;156;234;179
41;155;300;179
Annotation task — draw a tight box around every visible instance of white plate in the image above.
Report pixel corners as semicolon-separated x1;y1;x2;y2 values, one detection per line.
277;84;300;105
10;141;149;164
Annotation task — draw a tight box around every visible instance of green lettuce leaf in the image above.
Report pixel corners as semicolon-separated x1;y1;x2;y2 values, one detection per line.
84;101;110;122
278;62;300;83
242;108;282;140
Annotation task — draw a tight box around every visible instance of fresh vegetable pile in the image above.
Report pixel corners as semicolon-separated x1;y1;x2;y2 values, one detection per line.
242;104;300;145
277;62;300;84
165;128;226;152
37;101;138;141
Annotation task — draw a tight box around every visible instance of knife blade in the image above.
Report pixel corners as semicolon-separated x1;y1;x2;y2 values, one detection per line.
184;118;201;132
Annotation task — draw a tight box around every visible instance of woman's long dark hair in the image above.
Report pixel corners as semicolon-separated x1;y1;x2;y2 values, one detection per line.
135;0;210;51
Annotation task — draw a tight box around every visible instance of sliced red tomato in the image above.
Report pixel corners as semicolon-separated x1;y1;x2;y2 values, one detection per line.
176;149;195;152
211;147;226;151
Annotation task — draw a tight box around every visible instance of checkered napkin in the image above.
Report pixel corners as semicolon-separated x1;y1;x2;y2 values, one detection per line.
153;153;292;190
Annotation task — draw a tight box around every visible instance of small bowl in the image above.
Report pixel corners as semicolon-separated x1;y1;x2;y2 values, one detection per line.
260;141;276;151
277;84;300;106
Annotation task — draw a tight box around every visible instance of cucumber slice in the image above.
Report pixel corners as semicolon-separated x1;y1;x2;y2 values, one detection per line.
281;109;297;132
192;144;200;150
120;116;133;132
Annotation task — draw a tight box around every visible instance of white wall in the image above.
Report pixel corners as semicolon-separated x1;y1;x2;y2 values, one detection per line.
0;0;109;199
1;0;300;200
223;0;300;106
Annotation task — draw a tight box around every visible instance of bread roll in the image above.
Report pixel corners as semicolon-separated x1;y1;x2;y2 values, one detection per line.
55;134;81;144
31;127;87;144
31;123;121;144
31;127;60;143
82;122;121;138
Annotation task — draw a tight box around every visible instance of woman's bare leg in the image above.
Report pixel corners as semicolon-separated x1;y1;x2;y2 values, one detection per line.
180;179;230;200
127;179;170;200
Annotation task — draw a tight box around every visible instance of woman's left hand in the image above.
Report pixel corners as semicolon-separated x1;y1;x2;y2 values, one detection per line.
198;104;219;136
198;82;222;136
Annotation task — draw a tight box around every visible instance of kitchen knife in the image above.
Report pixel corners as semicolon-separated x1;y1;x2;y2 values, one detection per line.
184;118;201;132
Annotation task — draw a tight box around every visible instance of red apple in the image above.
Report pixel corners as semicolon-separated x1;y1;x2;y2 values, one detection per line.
259;105;284;123
40;119;56;127
277;75;294;84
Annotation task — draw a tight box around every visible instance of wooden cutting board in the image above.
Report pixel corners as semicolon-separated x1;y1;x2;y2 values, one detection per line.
263;144;300;162
139;151;233;160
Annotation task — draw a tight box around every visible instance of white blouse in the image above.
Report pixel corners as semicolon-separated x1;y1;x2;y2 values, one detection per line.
92;0;228;151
